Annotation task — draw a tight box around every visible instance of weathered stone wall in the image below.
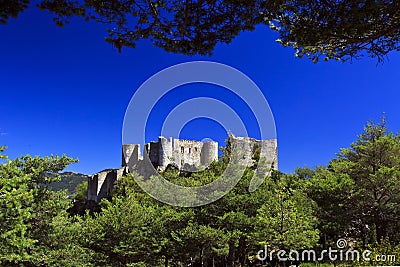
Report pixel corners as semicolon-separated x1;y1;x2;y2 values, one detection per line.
89;136;276;202
122;144;141;168
173;139;204;170
87;167;126;202
124;137;218;172
159;137;173;170
229;136;278;169
146;141;160;167
200;141;218;165
260;139;278;170
229;137;255;165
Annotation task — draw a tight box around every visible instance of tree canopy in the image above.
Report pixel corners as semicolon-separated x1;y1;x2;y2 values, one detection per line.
2;0;400;62
1;117;400;266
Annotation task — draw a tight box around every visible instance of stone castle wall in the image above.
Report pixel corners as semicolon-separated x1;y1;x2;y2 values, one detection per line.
159;137;173;169
87;167;127;202
200;141;219;166
121;144;141;167
123;137;219;172
90;136;277;203
230;137;278;169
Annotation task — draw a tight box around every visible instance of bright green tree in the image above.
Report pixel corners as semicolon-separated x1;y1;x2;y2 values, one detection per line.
0;147;80;266
305;166;355;248
0;147;36;264
254;172;319;252
308;117;400;246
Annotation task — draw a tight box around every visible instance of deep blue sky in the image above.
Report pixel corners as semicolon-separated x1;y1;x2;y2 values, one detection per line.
1;6;399;174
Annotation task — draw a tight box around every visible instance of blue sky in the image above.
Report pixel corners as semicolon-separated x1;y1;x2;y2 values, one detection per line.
1;6;399;174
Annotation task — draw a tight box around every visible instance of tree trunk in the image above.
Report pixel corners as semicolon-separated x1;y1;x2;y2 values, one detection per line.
227;240;236;267
164;255;168;267
200;247;204;267
238;236;247;266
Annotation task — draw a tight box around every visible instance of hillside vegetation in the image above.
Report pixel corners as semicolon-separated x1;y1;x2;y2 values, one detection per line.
1;117;399;266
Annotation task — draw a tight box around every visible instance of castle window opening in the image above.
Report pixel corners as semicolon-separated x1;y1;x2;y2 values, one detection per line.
188;148;191;154
194;147;198;152
181;146;184;153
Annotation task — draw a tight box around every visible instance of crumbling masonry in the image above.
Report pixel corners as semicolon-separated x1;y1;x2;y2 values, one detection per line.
88;136;277;202
122;137;219;172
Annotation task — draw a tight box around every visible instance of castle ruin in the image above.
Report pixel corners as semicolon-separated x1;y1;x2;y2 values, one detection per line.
88;136;277;203
122;137;218;172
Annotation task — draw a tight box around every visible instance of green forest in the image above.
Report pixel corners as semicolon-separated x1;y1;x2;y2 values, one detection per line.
1;118;400;267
